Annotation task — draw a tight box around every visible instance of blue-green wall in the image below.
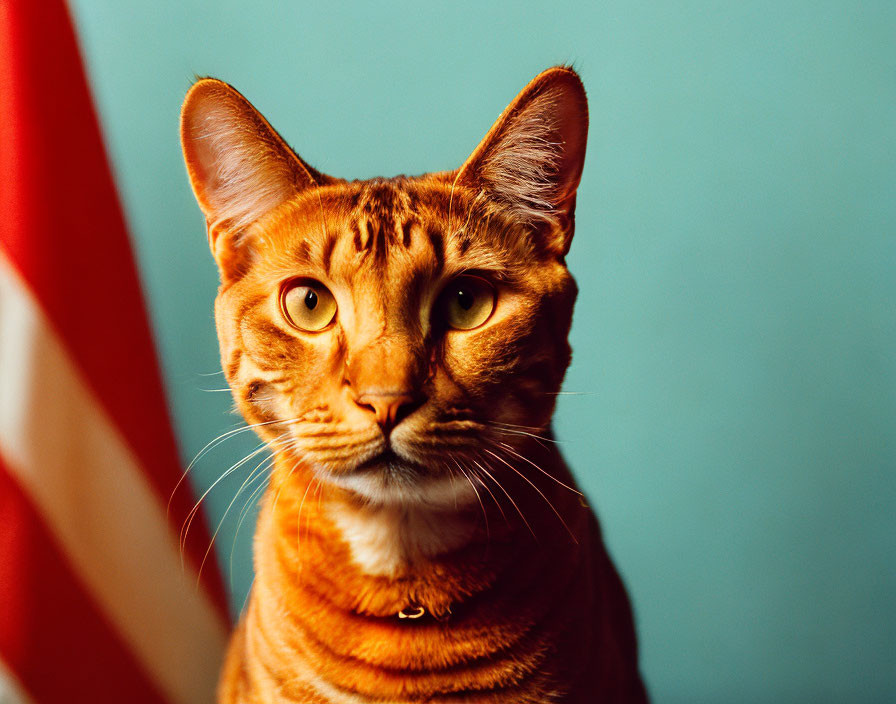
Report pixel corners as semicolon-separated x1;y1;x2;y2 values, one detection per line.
67;1;895;701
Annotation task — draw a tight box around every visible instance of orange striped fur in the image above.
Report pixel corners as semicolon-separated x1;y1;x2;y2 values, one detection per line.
181;67;648;703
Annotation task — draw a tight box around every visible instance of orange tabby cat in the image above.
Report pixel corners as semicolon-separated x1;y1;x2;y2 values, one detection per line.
180;66;648;703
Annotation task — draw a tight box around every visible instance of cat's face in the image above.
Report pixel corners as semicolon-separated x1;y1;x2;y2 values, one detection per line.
181;68;588;505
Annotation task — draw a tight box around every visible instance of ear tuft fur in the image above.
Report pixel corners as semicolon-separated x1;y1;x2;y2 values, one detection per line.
456;67;589;240
180;78;327;235
478;84;569;222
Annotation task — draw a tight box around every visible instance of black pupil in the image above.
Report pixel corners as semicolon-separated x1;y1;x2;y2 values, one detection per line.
456;288;474;311
304;289;318;310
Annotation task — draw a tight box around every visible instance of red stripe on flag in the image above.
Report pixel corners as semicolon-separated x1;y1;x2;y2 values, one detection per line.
0;456;169;704
0;1;228;621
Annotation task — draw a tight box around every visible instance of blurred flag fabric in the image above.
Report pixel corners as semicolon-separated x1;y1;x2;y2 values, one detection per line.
0;1;229;703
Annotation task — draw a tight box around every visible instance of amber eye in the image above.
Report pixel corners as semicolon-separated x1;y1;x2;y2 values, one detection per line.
281;280;337;331
440;275;496;330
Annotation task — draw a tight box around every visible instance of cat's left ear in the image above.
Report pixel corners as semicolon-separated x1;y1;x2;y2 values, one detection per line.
454;67;588;255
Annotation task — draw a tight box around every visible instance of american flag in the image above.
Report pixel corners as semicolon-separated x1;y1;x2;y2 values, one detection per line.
0;1;230;702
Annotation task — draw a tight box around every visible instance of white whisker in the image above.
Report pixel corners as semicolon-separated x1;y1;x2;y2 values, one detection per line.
196;450;273;588
229;462;275;587
169;416;303;521
492;440;583;496
482;448;577;544
180;443;269;566
472;457;536;540
451;457;490;546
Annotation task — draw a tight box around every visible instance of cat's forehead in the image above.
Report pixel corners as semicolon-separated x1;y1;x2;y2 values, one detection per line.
347;179;421;220
261;176;535;285
339;180;441;274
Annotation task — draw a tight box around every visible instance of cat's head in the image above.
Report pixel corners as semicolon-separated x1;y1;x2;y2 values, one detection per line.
180;67;588;506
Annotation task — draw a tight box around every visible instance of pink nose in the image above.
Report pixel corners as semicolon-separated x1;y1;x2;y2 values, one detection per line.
354;391;419;430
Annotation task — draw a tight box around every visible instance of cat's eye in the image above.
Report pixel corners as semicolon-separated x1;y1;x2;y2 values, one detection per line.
439;275;496;330
280;280;337;332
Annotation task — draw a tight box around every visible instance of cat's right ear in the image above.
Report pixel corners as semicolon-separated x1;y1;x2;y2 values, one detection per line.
180;79;328;277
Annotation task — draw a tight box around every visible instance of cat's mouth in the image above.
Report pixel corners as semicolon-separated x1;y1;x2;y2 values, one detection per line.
321;446;472;507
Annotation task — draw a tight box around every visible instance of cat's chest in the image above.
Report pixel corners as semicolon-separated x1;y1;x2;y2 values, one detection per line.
326;501;477;576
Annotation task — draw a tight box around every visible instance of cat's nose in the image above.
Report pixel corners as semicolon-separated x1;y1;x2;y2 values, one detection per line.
354;391;421;431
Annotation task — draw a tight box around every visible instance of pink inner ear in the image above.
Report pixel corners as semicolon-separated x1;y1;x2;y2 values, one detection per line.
189;103;225;180
184;99;233;203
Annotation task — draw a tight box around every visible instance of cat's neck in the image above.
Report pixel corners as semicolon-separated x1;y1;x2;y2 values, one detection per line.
226;448;590;702
255;453;553;608
259;442;582;578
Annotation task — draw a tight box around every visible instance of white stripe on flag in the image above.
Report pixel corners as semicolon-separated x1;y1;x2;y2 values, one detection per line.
0;660;32;704
0;250;227;704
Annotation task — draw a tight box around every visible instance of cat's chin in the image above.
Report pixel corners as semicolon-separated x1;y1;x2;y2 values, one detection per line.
317;452;476;508
355;449;416;476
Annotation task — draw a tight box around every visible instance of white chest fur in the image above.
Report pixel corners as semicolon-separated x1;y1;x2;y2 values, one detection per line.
327;486;478;576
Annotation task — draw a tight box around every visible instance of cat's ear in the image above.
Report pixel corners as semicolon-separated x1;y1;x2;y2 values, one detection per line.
180;78;330;275
454;67;588;255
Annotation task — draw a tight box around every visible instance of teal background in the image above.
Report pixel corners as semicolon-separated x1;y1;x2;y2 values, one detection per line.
67;1;895;702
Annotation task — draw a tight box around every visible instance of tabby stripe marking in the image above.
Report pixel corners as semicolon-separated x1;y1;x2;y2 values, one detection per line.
322;232;337;274
401;218;414;248
372;219;389;262
427;226;445;272
458;234;472;255
254;320;299;346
